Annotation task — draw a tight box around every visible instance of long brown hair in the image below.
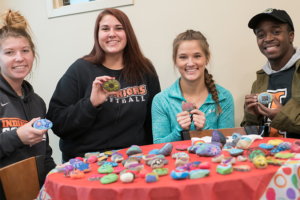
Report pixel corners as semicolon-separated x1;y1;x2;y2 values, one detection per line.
82;8;157;83
0;9;37;77
172;30;222;115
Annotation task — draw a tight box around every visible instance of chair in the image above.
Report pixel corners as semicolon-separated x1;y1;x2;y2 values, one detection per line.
0;156;41;200
180;127;257;140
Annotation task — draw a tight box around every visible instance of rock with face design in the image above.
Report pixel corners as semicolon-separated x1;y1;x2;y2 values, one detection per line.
253;155;268;169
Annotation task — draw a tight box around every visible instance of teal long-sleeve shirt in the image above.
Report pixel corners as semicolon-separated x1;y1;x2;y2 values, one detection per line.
152;78;235;144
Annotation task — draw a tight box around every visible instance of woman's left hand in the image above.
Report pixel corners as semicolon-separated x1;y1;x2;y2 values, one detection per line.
190;109;206;131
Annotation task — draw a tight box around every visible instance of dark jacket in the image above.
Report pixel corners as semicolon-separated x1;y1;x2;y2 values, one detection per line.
47;59;161;161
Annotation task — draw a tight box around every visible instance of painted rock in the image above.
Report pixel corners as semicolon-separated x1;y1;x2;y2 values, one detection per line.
142;154;157;162
145;173;159;183
63;165;74;177
270;142;291;155
122;157;141;166
103;79;121;92
258;92;272;104
147;158;168;166
113;167;126;174
104;151;114;156
153;168;169;176
232;132;242;140
189;169;210;179
223;143;234;151
98;156;108;162
266;156;283;166
199;162;211;169
77;163;90;172
98;165;113;174
237;155;247;162
70;169;84;179
209;142;223;148
192;140;205;146
247;147;269;161
120;172;135;183
33;119;53;130
274;152;294;159
100;174;118;184
72;161;84;169
212;154;224;163
156;155;166;159
177;161;200;171
129;153;143;159
75;157;84;161
182;101;196;112
129;163;144;172
232;165;250;172
87;156;98;164
56;163;69;173
139;169;150;178
229;149;244;157
126;145;143;156
291;140;300;153
253;155;267;169
69;158;82;165
102;161;118;167
151;159;164;169
148;149;159;155
259;143;274;150
124;160;139;168
187;146;200;153
236;137;252;150
267;139;284;146
170;170;189;180
84;152;99;158
111;153;124;163
211;130;226;145
176;145;189;151
175;155;189;167
88;174;106;181
196;144;221;157
217;164;232;175
120;169;138;178
158;143;173;156
221;157;236;165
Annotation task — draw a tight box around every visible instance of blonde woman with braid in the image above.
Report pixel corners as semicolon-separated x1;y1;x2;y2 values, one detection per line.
152;30;235;144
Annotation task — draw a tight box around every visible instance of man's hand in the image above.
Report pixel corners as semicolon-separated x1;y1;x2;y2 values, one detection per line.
244;93;261;119
257;95;283;120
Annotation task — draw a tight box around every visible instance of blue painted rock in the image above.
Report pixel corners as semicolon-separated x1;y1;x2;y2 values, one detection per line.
175;155;189;167
152;168;169;176
229;149;244;157
158;143;173;156
170;170;189;180
120;172;135;183
211;130;226;145
196;144;221;157
217;164;233;175
100;174;118;184
209;142;223;148
270;142;291;155
232;165;250;172
128;163;144;172
221;157;236;165
258;92;272;104
69;158;82;165
259;143;274;150
223;143;234;151
232;132;242;140
98;165;113;174
84;152;99;158
77;163;90;172
145;173;159;183
236;137;252;150
126;145;142;156
33;119;53;130
72;161;84;169
151;159;164;169
189;169;210;179
212;154;224;163
237;155;247;162
172;152;189;159
148;149;159;155
187;146;200;153
102;161;118;167
111;153;124;163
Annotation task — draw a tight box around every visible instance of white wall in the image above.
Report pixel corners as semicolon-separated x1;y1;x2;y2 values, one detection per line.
1;0;299;164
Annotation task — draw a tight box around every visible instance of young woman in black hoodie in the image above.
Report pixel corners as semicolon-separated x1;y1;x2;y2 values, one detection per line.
0;10;56;199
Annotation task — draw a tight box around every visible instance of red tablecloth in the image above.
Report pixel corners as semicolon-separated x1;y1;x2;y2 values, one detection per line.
45;137;296;200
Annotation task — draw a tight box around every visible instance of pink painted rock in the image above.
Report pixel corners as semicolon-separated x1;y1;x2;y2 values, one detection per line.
87;156;98;164
291;140;300;153
176;145;189;151
113;167;126;174
75;157;84;161
139;169;150;178
198;162;211;169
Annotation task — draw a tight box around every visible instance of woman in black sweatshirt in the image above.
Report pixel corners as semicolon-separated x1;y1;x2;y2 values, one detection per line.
0;10;56;199
47;8;161;162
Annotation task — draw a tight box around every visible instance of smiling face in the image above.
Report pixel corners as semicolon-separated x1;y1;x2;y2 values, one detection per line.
0;36;34;84
175;40;209;83
255;17;294;62
98;14;127;57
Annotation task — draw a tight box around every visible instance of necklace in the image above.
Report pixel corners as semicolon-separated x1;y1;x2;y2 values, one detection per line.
20;87;25;99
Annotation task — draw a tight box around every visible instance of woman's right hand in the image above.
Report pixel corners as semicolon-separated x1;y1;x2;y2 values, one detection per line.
244;93;260;119
90;76;117;107
177;111;191;131
16;118;47;146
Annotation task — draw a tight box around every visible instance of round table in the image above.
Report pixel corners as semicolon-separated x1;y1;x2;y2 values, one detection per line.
44;137;296;200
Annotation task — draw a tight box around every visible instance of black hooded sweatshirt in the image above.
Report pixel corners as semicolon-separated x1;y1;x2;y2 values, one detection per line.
0;74;56;199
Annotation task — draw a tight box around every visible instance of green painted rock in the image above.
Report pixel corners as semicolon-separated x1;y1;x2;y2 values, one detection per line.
98;165;113;174
100;174;118;184
189;169;210;179
152;168;169;176
216;164;232;175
